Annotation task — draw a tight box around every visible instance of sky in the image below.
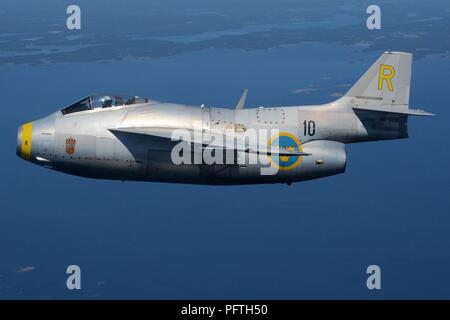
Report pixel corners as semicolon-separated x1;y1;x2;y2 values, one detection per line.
0;0;449;299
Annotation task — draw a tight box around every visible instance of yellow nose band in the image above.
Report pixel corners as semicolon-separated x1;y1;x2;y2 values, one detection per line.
21;122;32;160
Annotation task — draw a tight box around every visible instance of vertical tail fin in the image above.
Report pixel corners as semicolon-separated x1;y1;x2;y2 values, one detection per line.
345;51;412;108
343;52;433;142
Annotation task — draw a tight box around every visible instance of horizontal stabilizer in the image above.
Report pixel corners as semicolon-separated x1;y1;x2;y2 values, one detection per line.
353;105;434;116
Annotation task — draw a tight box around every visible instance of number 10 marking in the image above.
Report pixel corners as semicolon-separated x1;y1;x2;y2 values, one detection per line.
303;120;316;136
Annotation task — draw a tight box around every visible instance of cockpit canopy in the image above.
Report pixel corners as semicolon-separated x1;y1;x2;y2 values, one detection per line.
61;93;149;115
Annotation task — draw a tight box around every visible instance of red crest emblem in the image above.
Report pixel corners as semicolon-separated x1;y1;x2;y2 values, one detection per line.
65;137;76;155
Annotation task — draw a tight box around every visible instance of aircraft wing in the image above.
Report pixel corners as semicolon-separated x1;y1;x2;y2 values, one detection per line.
248;147;310;156
109;127;311;156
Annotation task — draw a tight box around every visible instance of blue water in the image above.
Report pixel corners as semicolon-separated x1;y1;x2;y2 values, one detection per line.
149;14;361;43
1;41;449;299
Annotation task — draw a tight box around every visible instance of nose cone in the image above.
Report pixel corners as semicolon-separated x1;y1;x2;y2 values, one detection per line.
16;125;22;157
16;115;56;163
16;122;33;160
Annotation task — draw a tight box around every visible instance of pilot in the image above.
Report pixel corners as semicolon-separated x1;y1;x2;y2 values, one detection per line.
101;96;113;108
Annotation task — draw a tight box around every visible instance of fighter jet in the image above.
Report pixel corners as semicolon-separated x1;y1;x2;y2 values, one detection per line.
17;52;432;185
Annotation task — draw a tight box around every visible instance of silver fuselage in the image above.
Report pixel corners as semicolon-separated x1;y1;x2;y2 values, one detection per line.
16;97;407;185
17;52;430;185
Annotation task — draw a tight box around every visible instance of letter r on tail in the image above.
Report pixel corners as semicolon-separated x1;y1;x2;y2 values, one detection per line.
378;64;395;92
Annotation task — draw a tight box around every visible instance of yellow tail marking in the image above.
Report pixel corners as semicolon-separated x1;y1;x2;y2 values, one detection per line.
21;122;32;160
378;64;395;92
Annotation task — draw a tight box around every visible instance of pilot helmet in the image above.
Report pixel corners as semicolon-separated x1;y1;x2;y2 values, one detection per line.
100;95;112;107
